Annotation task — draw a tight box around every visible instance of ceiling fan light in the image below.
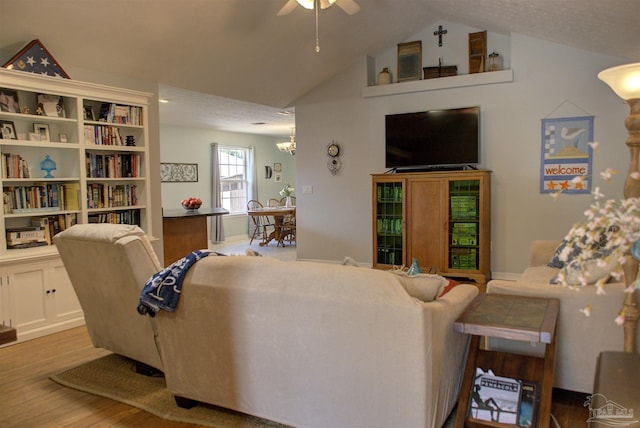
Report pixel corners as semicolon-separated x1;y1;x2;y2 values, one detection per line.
296;0;336;9
319;0;336;9
296;0;314;9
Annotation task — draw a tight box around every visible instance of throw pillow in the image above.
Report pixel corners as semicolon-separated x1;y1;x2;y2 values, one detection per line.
549;258;611;286
438;278;463;298
390;271;448;302
547;224;611;268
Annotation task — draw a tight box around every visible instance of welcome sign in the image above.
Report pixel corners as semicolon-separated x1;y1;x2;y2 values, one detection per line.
540;116;594;194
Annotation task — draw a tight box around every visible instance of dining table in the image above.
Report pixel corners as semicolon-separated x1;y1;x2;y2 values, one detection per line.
247;206;295;246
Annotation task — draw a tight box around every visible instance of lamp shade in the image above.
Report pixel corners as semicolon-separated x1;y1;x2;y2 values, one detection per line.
598;62;640;100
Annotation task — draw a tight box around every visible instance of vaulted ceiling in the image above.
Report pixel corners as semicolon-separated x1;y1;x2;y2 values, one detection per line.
1;0;638;136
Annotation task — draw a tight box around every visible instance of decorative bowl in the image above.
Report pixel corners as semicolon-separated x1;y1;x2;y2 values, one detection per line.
181;197;202;210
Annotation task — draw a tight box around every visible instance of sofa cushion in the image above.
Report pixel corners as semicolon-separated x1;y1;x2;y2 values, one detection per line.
390;271;448;301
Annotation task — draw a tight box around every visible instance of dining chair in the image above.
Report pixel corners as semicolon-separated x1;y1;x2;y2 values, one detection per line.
278;209;296;246
267;198;281;207
279;196;296;206
247;199;273;245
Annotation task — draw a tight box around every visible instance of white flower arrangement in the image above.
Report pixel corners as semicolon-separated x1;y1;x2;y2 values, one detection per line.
551;141;640;324
279;183;295;197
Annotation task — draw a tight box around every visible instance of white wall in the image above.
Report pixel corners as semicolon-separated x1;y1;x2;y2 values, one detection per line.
160;125;296;239
293;22;630;276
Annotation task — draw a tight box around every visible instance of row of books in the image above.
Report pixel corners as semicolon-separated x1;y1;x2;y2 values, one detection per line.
98;103;143;126
84;124;125;146
3;183;80;213
1;153;31;179
88;209;140;226
450;195;478;219
451;222;478;247
468;368;539;427
85;153;142;178
6;214;77;249
87;183;137;209
450;247;477;270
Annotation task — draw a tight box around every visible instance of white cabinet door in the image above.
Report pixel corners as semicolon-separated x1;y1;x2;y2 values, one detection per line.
49;259;82;323
5;262;49;333
1;258;84;344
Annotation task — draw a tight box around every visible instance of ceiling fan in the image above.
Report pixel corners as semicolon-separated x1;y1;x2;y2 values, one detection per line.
277;0;361;16
277;0;361;52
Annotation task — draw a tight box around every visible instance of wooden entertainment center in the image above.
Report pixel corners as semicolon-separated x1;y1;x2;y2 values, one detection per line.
371;169;490;288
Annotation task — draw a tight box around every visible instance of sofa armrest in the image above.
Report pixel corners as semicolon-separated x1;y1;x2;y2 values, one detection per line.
529;240;561;267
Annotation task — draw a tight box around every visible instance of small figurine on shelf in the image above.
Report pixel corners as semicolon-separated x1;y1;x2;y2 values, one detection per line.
40;155;56;178
125;135;136;146
22;105;29;114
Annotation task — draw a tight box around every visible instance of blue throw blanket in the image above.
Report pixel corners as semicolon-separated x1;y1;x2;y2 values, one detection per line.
137;249;214;317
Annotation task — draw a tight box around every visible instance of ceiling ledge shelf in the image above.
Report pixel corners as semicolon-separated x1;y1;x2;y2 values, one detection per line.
362;69;513;98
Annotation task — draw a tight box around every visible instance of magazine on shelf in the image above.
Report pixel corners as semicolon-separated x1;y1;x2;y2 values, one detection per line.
469;368;521;424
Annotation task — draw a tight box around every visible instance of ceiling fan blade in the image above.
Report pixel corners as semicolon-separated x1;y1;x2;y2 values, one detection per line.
277;0;299;16
335;0;360;15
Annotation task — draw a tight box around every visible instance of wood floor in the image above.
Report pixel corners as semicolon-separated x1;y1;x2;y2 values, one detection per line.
0;326;590;428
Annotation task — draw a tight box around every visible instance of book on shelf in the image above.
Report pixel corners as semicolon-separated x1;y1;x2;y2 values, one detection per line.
64;183;80;211
468;368;521;424
6;226;48;248
98;103;142;125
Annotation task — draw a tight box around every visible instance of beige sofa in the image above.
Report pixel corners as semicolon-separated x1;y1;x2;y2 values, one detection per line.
153;256;479;428
486;240;640;394
56;223;479;428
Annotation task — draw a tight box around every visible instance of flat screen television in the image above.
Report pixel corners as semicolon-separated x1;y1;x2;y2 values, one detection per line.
385;106;480;170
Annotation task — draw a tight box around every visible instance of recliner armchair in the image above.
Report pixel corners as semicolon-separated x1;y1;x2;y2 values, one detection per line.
54;223;163;371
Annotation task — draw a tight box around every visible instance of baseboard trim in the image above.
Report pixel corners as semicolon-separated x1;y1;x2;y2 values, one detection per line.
490;271;521;281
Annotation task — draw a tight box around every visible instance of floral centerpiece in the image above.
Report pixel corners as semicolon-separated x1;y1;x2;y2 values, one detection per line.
551;142;640;324
279;183;295;197
279;183;295;207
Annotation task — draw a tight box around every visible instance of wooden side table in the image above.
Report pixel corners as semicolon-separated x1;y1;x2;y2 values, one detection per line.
453;293;559;428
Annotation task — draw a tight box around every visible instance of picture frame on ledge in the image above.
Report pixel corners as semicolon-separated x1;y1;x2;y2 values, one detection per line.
397;41;422;82
0;120;17;140
34;123;50;141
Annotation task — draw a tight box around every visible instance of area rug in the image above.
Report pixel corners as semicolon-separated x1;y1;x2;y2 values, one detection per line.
51;353;457;427
50;353;288;428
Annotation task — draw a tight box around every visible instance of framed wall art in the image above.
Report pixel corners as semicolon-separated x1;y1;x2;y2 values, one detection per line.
161;162;199;182
540;115;594;194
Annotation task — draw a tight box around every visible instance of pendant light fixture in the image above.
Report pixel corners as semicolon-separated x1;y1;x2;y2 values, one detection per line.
277;128;297;156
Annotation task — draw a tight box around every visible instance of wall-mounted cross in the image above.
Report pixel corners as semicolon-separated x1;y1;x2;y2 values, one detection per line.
433;25;448;47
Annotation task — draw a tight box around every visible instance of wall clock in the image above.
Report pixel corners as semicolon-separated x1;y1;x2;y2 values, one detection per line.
327;141;342;175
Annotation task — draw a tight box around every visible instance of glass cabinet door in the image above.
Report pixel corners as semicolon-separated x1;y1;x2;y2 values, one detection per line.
448;179;480;271
375;181;404;266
